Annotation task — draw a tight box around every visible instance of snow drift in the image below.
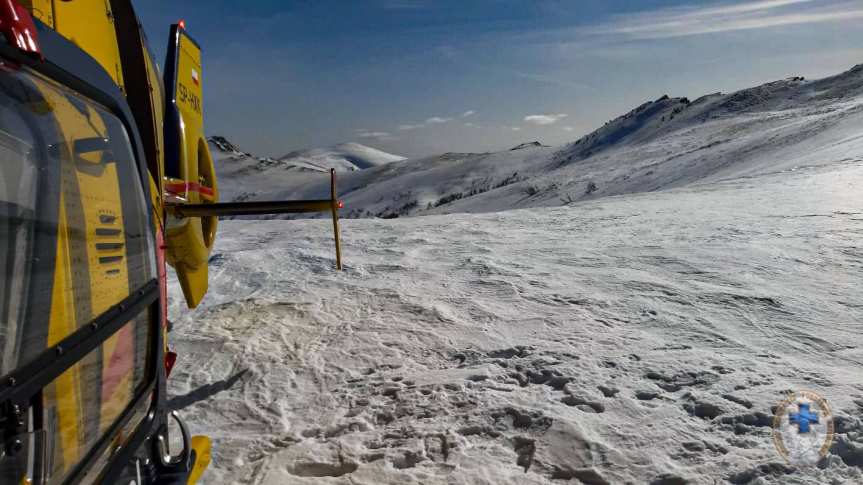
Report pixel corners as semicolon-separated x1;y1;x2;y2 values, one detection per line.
169;158;863;484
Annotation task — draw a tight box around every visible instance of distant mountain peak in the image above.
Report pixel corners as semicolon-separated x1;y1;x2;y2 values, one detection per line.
510;141;549;151
278;142;405;171
208;137;406;174
209;135;242;153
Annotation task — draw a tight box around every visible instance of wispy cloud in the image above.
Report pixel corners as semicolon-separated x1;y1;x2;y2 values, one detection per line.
397;112;470;132
562;126;575;132
356;129;395;140
425;116;454;124
678;0;813;17
524;113;568;126
592;0;863;40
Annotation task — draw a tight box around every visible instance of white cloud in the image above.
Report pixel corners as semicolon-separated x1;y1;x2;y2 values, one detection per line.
591;0;863;40
464;122;479;128
397;113;465;131
687;0;814;17
356;130;395;140
562;126;574;132
524;113;569;125
425;116;453;124
511;127;521;132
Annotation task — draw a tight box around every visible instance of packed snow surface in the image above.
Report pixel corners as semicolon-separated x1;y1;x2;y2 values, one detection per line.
169;157;863;484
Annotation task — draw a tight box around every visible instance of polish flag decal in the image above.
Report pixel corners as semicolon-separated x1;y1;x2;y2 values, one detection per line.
191;68;200;86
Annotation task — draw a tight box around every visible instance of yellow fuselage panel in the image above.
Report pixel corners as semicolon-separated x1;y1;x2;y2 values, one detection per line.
144;44;166;191
165;29;218;308
39;86;131;324
51;0;125;89
175;34;204;186
46;194;83;475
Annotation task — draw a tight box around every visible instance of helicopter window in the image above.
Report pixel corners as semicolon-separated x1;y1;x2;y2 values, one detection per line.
0;94;39;377
0;69;156;485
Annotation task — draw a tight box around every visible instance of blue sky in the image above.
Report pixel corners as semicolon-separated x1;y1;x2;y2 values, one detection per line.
136;0;863;158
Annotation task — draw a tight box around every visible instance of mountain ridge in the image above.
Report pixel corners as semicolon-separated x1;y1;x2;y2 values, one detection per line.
212;63;863;220
209;137;405;174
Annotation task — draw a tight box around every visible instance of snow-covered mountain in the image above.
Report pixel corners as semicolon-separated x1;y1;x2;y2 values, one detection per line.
210;137;404;173
279;142;407;171
213;64;863;220
209;137;405;200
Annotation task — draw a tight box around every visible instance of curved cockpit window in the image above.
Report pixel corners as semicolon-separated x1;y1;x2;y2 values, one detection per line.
0;68;156;485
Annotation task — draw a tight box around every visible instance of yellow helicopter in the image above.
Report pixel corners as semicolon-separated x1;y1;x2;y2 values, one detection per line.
0;1;343;483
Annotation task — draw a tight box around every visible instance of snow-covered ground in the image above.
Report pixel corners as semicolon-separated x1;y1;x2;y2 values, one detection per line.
168;155;863;484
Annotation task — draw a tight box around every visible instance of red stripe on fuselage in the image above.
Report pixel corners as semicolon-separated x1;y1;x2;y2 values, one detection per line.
165;181;214;198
